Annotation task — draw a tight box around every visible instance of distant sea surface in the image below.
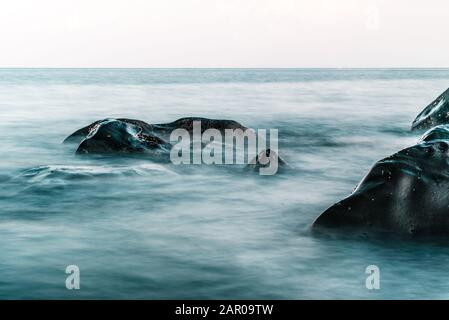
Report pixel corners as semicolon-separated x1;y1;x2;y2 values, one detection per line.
1;68;449;299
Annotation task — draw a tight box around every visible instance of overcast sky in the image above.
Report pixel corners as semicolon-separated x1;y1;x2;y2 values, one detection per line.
1;0;448;67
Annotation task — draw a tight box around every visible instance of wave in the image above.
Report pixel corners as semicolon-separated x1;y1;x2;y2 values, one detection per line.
16;163;176;182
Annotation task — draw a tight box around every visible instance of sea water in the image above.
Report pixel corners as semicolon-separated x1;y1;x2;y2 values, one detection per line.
1;68;449;299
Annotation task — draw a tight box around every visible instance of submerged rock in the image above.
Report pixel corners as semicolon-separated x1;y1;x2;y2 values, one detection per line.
313;125;449;235
411;88;449;131
246;149;287;175
155;117;247;134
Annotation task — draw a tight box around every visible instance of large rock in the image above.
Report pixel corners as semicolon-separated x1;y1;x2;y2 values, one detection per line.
65;117;287;174
75;119;171;155
64;117;247;145
65;117;248;155
313;125;449;235
64;118;153;145
411;88;449;131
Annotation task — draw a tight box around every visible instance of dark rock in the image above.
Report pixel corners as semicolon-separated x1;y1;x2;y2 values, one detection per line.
65;117;286;174
64;117;247;144
313;125;449;235
153;117;247;134
246;149;286;174
65;117;250;157
75;119;171;155
411;88;449;131
418;124;449;142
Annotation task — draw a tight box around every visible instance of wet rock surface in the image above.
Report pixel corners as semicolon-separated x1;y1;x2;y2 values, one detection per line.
65;117;285;172
65;117;247;154
412;88;449;131
314;125;449;235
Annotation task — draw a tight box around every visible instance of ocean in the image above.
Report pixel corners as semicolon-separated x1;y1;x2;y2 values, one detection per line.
1;68;449;299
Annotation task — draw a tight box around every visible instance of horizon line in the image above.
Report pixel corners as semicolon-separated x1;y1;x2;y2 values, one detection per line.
1;67;449;70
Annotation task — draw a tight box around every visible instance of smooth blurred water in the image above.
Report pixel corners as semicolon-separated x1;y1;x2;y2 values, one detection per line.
1;68;449;299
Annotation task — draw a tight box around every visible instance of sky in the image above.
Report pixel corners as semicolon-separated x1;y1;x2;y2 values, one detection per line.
1;0;448;68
